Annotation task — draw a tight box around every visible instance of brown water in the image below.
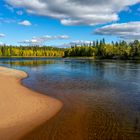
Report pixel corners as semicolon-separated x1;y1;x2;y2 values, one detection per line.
0;58;140;140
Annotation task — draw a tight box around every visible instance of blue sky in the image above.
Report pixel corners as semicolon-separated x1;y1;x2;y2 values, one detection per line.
0;0;140;47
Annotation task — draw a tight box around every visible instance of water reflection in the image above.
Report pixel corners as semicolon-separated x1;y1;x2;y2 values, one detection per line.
0;58;57;67
0;58;140;140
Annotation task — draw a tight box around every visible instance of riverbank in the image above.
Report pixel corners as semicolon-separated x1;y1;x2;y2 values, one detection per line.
0;66;62;140
0;56;62;58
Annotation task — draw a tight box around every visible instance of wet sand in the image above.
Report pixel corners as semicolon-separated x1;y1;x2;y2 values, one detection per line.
0;66;62;140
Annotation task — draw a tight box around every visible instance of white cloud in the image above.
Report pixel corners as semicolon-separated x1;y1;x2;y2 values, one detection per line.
5;0;140;26
19;35;70;45
56;35;69;39
0;17;16;23
4;4;14;12
16;10;23;15
0;34;5;46
0;34;5;37
55;40;93;48
0;41;5;46
18;20;32;26
70;40;92;46
95;21;140;40
137;6;140;12
122;7;132;13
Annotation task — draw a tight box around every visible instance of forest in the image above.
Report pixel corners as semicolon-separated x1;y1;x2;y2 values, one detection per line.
0;46;64;57
64;39;140;59
0;39;140;59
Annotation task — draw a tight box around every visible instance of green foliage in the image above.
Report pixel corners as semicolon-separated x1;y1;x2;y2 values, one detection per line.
0;46;64;57
64;39;140;60
1;39;140;60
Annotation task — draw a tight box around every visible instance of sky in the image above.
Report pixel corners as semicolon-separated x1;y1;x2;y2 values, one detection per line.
0;0;140;47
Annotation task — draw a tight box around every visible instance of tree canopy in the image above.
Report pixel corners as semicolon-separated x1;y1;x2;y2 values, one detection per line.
0;46;64;57
1;40;140;60
64;39;140;60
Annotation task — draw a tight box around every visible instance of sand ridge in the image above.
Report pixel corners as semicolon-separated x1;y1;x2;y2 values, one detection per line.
0;66;62;140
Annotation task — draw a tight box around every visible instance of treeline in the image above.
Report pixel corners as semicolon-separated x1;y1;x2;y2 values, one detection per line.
1;40;140;59
0;46;64;57
64;39;140;59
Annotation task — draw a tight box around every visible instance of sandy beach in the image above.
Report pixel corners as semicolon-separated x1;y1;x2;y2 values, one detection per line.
0;66;62;140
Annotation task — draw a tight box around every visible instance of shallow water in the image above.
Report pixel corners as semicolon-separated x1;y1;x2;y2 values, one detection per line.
0;58;140;140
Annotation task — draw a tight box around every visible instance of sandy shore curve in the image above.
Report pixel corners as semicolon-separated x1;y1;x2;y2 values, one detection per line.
0;66;63;140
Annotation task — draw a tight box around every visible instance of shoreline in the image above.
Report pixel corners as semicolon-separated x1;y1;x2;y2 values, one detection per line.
0;56;62;58
0;66;63;140
0;57;140;61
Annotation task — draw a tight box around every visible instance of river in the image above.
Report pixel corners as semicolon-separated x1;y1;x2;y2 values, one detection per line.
0;58;140;140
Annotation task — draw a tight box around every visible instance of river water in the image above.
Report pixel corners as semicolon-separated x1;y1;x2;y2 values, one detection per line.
0;58;140;140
